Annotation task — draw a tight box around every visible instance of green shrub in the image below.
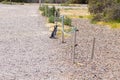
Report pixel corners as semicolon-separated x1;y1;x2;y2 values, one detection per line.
79;16;83;18
41;12;45;16
92;13;103;21
104;4;120;21
1;1;12;4
44;5;49;16
48;16;54;23
49;6;56;16
89;0;120;21
40;5;57;17
40;5;71;26
64;17;72;26
40;5;49;16
61;3;70;6
39;6;45;11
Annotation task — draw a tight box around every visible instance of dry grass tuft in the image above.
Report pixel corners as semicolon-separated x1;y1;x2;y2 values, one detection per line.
60;8;89;19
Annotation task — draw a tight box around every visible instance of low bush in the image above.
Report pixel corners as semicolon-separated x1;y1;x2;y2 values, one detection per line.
40;5;49;16
79;16;83;18
40;5;57;17
64;17;72;26
49;6;56;17
1;1;12;4
104;4;120;21
89;0;120;22
48;16;54;23
40;5;71;26
39;6;45;11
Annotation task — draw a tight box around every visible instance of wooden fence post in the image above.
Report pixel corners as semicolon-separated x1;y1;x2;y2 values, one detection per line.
91;37;96;60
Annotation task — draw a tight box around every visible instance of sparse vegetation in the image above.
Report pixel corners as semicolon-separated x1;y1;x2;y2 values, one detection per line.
48;16;54;23
67;0;88;4
39;5;72;26
60;8;89;19
96;21;120;28
88;0;120;28
61;3;70;6
1;0;24;5
89;0;120;22
1;1;12;4
64;17;72;26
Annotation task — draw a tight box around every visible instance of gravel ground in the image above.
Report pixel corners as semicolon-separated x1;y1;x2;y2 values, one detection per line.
0;4;75;80
63;19;120;80
0;4;120;80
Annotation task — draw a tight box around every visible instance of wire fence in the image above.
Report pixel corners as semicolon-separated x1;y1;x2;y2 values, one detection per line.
42;4;96;64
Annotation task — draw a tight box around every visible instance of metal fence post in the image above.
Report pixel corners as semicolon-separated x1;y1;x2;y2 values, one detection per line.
91;37;96;60
39;0;41;7
45;6;47;16
72;27;77;63
61;15;65;43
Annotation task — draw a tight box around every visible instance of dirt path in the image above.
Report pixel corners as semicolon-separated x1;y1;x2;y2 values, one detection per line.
0;4;74;80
